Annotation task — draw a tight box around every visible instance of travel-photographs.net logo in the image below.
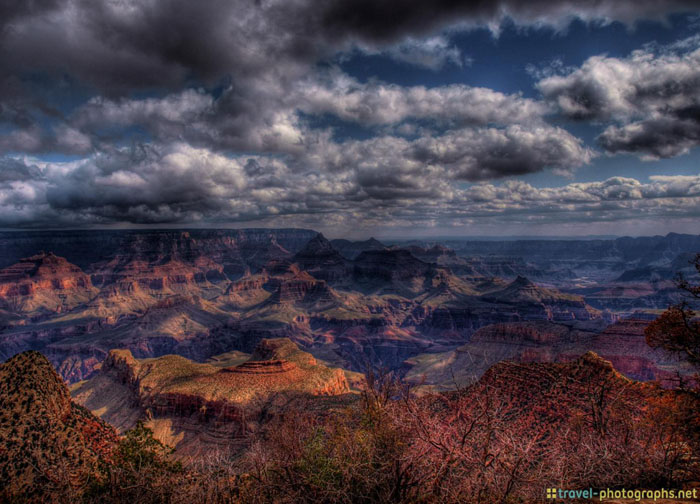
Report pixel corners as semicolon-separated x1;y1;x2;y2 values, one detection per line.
545;487;699;501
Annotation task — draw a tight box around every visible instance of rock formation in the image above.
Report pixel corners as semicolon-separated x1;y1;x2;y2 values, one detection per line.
404;317;694;391
0;351;117;501
0;252;96;313
72;338;350;455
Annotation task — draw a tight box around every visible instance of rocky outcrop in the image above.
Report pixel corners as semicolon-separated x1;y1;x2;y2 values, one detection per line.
266;271;339;308
584;280;684;313
471;321;572;345
350;249;454;298
0;351;117;502
581;318;687;384
470;352;653;432
293;234;351;282
396;244;485;278
0;253;96;313
228;359;300;373
404;316;694;391
91;255;223;292
483;276;599;321
101;348;141;387
0;252;91;293
354;249;433;283
73;338;350;446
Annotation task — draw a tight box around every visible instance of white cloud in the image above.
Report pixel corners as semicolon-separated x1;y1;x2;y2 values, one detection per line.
2;144;690;234
294;70;547;127
355;35;467;70
538;35;700;159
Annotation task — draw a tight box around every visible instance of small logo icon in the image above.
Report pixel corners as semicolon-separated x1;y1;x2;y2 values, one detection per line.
546;488;557;500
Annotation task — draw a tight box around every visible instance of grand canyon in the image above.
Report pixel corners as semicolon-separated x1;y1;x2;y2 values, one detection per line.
1;229;700;501
2;229;698;388
3;0;700;502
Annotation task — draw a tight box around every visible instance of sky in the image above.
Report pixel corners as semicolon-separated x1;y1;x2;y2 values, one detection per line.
1;1;700;239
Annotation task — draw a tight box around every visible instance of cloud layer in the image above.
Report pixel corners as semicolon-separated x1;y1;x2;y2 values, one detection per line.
0;1;699;233
1;146;694;235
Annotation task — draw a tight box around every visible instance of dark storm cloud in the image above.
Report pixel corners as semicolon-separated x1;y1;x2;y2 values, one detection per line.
402;125;592;180
2;0;244;91
100;83;304;153
0;0;327;94
0;0;61;33
0;124;92;155
318;0;700;43
1;0;698;93
599;114;700;159
43;144;247;223
0;101;35;129
0;157;42;183
538;35;700;159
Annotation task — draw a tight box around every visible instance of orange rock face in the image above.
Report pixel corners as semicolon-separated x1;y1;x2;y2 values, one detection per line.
226;359;299;374
0;252;96;312
74;338;350;436
0;252;92;295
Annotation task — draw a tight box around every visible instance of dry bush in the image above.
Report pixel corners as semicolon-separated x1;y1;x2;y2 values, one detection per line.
70;368;700;504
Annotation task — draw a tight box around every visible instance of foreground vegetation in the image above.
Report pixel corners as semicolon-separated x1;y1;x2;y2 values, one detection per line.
32;363;695;504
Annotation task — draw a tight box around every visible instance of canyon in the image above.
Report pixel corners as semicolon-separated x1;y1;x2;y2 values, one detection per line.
0;228;696;496
0;229;696;392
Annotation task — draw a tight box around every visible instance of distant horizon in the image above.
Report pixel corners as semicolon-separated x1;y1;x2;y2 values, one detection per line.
0;226;697;243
